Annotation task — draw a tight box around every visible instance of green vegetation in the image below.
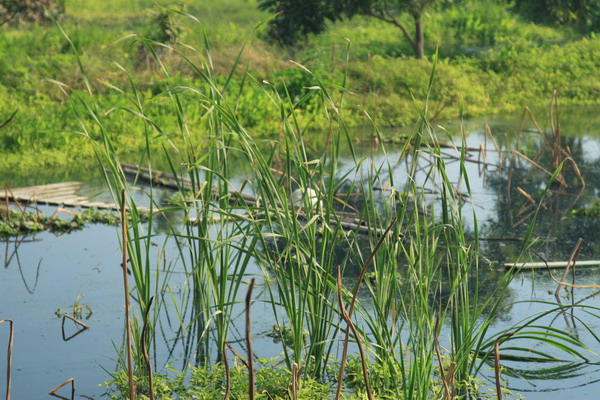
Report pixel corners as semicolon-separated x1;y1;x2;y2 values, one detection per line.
0;206;136;236
41;10;599;397
260;0;440;58
2;2;600;397
0;0;599;176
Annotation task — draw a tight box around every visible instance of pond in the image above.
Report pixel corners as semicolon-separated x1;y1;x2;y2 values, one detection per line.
2;114;600;399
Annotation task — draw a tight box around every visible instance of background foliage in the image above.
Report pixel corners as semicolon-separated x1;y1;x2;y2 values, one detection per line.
0;0;599;175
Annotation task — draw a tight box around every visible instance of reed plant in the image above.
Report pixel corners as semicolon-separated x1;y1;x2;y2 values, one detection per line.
50;13;600;399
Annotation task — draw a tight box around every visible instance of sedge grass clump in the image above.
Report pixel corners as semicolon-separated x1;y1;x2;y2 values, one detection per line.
48;13;600;400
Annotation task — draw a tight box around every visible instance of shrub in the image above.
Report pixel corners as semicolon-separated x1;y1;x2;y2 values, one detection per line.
0;0;64;25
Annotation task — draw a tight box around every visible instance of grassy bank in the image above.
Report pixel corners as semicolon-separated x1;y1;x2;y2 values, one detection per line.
0;0;599;175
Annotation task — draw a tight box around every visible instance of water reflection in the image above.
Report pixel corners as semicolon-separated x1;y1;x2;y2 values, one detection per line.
4;235;43;294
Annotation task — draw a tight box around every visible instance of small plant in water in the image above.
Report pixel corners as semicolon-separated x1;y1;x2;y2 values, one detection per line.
55;294;92;320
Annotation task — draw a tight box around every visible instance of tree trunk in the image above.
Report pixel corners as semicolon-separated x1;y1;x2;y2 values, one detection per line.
413;13;425;59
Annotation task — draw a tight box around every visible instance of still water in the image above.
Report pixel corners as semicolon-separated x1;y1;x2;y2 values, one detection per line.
2;116;600;398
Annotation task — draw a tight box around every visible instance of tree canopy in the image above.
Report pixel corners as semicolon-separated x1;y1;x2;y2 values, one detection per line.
259;0;439;59
0;0;64;26
260;0;600;59
511;0;600;28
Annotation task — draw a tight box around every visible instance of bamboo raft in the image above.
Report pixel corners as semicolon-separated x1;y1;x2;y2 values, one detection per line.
121;163;257;206
121;163;388;235
0;181;141;211
1;167;392;235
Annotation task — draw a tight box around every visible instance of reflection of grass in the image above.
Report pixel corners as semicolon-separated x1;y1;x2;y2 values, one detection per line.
45;14;600;400
572;199;600;218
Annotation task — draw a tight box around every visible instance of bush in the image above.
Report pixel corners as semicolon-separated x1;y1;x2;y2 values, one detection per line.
0;0;64;25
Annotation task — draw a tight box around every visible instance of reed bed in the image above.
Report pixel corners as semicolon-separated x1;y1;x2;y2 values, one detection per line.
46;14;600;399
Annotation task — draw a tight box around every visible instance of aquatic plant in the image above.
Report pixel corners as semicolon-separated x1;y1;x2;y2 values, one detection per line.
47;15;600;400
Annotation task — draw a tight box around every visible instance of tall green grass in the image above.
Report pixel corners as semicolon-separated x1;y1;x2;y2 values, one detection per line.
51;13;600;399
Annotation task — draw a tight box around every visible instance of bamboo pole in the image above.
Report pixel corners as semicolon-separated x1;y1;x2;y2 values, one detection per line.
505;260;600;270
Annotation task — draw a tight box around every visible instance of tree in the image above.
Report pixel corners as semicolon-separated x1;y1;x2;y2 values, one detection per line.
259;0;439;59
510;0;600;29
0;0;64;26
258;0;344;46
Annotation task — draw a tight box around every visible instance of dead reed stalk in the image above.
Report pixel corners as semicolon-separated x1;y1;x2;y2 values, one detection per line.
484;124;504;163
3;186;9;224
4;186;23;215
543;255;600;289
556;239;583;297
513;151;567;187
245;279;256;400
519;107;549;146
62;314;90;330
434;315;452;400
120;189;136;400
48;377;75;400
0;319;13;400
494;333;514;400
61;314;90;341
223;342;231;400
225;342;249;369
291;363;299;400
515;186;537;206
140;296;155;400
336;268;374;400
550;90;561;172
334;219;396;400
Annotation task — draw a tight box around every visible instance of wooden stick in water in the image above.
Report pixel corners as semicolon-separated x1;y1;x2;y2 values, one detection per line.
556;239;583;297
513;151;567;186
0;319;13;400
48;377;75;399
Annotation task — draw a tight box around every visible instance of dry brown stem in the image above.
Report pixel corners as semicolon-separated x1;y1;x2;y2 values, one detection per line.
121;189;136;400
225;342;249;369
336;268;374;400
48;377;75;400
291;363;299;400
556;239;583;297
140;296;155;400
484;124;504;163
245;278;256;400
494;333;514;400
223;342;231;400
434;314;452;400
513;151;567;187
0;319;13;400
335;219;396;400
515;186;537;206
